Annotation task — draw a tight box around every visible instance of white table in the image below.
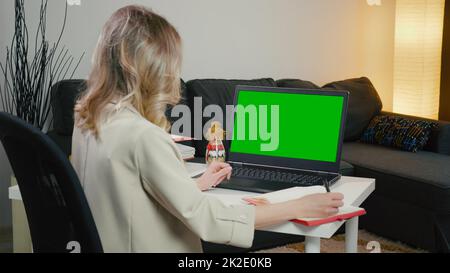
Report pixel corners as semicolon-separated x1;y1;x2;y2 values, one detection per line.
203;176;375;253
9;176;375;253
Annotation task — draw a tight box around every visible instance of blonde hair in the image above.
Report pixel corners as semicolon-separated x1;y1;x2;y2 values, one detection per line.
75;5;182;137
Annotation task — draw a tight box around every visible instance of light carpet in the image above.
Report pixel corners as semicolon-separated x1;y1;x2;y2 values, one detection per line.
257;230;428;253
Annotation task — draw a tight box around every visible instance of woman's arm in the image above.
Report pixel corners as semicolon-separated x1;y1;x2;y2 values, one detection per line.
136;129;256;248
137;129;343;247
253;193;344;229
196;162;345;229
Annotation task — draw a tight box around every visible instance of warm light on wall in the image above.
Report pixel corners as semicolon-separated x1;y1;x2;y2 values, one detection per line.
367;0;382;6
393;0;445;119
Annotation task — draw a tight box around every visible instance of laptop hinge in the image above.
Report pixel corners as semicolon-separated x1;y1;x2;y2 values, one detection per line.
229;161;244;167
228;161;339;176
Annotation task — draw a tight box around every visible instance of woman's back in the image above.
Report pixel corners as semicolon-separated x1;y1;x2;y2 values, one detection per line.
71;103;255;252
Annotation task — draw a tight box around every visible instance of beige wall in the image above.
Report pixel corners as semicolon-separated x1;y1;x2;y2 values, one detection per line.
362;0;396;111
0;0;396;109
0;0;396;228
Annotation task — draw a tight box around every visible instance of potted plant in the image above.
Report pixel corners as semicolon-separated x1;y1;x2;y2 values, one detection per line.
0;0;84;253
0;0;83;131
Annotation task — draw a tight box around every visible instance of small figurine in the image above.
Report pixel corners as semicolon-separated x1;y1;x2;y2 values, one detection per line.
205;121;226;164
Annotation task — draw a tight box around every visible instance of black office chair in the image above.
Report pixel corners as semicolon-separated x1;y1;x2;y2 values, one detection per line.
0;112;103;253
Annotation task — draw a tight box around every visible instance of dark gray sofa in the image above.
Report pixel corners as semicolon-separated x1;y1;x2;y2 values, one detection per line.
47;77;450;252
342;114;450;252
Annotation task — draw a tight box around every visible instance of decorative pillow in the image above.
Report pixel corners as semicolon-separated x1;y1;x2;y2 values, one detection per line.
185;78;277;156
276;79;320;89
382;111;450;156
51;79;87;136
51;79;186;136
361;115;438;153
166;79;187;124
323;77;383;141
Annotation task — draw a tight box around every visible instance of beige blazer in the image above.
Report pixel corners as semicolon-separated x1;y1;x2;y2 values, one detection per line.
71;103;255;253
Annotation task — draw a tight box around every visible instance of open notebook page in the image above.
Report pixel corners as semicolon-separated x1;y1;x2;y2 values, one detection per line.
245;186;365;226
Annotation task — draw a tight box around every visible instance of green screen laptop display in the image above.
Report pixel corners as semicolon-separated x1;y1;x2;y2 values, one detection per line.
231;90;344;163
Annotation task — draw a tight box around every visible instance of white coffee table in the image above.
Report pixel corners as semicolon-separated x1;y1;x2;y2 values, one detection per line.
9;176;375;253
203;176;375;253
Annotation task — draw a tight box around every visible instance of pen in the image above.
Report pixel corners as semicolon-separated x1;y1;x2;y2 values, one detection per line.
323;178;331;193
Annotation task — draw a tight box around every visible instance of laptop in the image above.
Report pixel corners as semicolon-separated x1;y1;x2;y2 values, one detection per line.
217;85;349;193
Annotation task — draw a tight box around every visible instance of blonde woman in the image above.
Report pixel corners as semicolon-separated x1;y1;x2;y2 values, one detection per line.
72;5;344;253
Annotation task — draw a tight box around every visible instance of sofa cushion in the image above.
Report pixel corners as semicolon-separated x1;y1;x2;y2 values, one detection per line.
51;80;86;136
166;79;187;124
276;79;320;89
360;115;438;153
323;77;383;141
434;124;450;156
51;79;186;137
185;78;277;156
342;142;450;211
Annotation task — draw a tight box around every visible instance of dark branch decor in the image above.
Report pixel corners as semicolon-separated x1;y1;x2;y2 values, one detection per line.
0;0;84;131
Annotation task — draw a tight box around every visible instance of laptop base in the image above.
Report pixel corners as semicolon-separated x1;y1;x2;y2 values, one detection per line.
217;166;341;194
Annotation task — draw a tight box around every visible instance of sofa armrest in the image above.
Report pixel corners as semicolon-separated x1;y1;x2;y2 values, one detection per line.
380;111;450;156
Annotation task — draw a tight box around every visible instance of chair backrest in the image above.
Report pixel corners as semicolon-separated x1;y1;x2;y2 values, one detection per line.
0;112;103;253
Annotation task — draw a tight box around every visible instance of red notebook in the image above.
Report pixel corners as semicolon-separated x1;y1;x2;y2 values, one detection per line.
291;207;366;227
243;186;366;227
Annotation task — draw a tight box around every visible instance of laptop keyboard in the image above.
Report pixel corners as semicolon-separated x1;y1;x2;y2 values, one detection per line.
231;166;326;187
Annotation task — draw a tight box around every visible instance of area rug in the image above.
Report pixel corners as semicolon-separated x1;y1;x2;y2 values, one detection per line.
257;230;427;253
1;228;426;253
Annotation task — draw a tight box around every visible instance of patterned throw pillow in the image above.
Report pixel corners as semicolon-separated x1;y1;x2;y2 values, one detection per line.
360;115;438;153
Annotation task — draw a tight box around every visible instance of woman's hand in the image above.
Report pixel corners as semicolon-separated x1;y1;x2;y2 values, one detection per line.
196;162;232;191
246;192;345;228
291;193;344;218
